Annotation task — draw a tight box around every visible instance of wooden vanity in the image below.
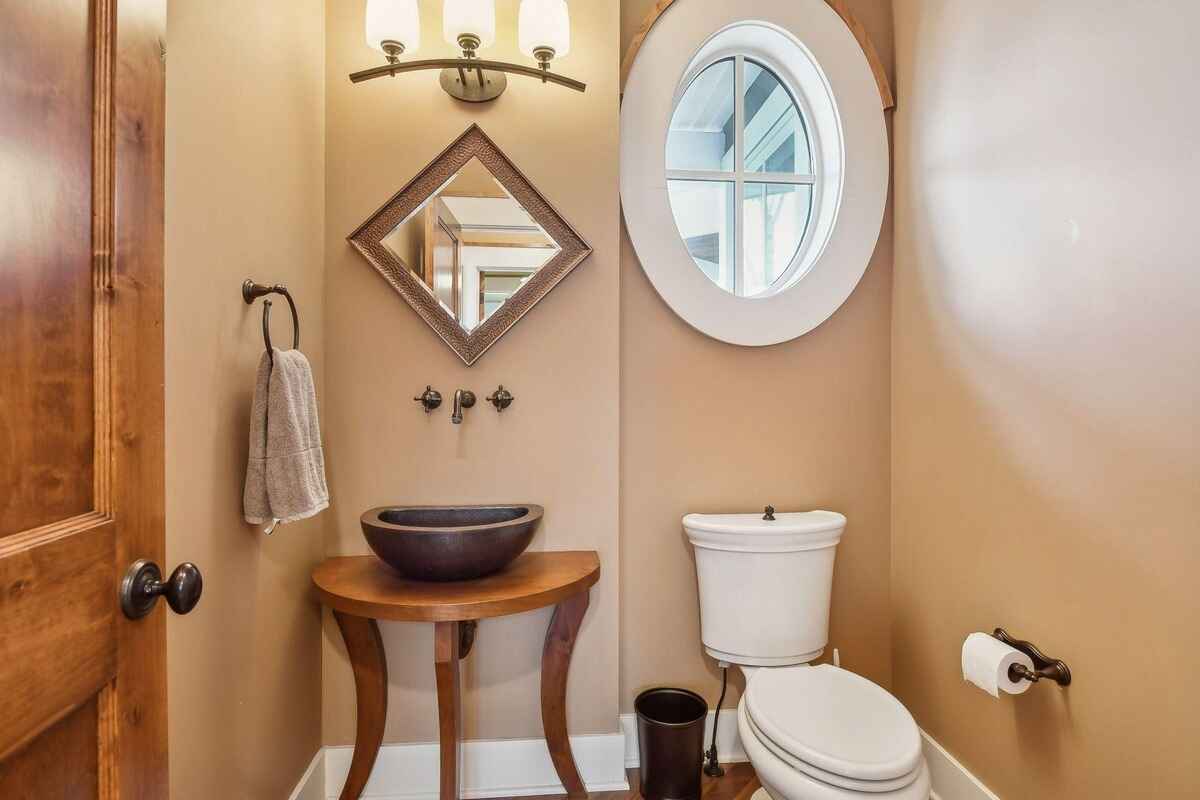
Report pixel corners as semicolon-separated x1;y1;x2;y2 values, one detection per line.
312;551;600;800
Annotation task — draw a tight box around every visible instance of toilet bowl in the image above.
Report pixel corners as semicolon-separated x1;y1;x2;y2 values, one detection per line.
684;511;929;800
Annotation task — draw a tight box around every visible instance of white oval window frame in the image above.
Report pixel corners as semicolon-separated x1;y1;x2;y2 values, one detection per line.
621;0;889;346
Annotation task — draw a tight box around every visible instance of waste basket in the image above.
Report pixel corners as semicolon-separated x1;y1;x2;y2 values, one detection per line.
634;687;708;800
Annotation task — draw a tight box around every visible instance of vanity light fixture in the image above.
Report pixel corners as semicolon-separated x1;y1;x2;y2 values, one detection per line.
351;0;585;103
518;0;570;71
365;0;420;63
443;0;496;52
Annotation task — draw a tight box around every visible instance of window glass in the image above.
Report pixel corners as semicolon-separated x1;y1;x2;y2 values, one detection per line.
666;57;815;297
667;180;736;292
666;59;735;172
744;61;811;175
743;183;812;296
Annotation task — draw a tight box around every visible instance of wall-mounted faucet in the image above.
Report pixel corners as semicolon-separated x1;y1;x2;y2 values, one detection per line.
451;389;476;424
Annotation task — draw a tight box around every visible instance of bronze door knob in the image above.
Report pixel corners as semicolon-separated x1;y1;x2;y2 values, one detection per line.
120;560;203;619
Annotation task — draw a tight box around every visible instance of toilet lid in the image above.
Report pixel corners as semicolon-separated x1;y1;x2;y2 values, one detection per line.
744;664;922;782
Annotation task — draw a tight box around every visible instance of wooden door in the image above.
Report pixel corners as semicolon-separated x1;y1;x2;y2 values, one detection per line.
0;0;168;797
424;201;462;318
431;219;462;317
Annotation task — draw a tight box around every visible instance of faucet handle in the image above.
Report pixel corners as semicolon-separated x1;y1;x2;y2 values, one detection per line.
485;385;514;412
413;385;442;413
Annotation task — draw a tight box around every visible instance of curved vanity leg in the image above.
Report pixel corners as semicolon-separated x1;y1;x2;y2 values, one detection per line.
541;590;589;799
333;611;388;800
434;621;462;800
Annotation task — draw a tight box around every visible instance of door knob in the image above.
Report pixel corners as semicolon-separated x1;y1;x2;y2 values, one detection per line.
120;559;203;619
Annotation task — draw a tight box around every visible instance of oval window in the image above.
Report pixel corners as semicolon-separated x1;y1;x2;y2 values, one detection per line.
621;1;889;346
666;57;815;297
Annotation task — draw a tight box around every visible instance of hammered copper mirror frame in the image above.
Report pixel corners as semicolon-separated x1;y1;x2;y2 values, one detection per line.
348;124;592;365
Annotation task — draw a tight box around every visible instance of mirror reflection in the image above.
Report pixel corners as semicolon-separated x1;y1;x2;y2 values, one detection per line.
381;157;560;332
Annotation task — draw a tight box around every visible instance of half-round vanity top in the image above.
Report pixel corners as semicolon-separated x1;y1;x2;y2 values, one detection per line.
745;664;923;784
312;550;600;622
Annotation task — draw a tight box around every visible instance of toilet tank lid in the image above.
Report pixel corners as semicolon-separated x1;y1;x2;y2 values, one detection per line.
682;510;846;536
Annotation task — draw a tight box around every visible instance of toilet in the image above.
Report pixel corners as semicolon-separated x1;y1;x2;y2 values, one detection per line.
685;511;930;800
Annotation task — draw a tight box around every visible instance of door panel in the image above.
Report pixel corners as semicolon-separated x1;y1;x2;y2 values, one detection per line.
0;0;167;795
0;693;103;799
0;520;116;760
0;0;97;536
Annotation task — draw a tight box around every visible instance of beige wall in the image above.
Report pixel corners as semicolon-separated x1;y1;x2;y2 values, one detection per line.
321;0;621;743
165;1;326;797
159;0;1200;791
618;0;896;713
891;1;1200;797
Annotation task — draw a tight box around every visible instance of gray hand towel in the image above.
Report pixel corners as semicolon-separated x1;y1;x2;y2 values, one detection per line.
244;348;329;526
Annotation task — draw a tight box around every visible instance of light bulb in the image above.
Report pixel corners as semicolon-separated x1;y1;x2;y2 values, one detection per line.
443;0;497;52
519;0;570;64
365;0;420;61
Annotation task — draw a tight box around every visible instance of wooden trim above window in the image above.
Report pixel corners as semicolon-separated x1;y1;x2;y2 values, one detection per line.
620;0;895;110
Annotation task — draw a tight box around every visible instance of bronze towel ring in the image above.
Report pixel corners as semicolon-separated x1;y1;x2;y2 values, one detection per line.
242;279;299;365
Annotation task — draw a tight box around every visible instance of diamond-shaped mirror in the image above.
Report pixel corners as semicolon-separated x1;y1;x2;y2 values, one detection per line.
349;125;591;365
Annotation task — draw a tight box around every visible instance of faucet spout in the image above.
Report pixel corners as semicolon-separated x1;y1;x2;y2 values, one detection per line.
451;389;476;424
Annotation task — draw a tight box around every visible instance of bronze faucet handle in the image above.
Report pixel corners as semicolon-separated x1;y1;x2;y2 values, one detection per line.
413;385;442;413
485;385;514;412
763;505;776;521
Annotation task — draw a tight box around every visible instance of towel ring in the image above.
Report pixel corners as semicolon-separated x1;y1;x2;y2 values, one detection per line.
242;279;299;365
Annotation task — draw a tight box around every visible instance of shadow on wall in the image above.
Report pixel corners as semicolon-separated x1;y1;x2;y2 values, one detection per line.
891;2;1199;794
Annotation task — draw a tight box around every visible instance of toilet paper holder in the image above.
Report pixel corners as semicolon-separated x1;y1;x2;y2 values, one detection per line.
993;628;1072;687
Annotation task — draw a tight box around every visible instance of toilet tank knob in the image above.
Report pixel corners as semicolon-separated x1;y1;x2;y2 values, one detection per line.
763;505;776;521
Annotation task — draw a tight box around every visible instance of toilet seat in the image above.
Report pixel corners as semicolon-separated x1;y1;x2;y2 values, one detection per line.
745;710;920;792
744;665;923;793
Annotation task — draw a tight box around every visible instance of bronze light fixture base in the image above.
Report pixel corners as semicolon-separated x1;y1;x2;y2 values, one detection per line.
380;39;404;64
456;33;482;55
350;35;583;102
533;46;555;78
440;64;508;103
443;34;504;102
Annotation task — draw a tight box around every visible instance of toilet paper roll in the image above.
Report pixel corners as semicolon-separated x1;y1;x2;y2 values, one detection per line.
961;632;1034;697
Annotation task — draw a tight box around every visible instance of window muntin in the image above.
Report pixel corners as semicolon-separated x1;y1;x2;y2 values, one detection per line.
666;55;816;298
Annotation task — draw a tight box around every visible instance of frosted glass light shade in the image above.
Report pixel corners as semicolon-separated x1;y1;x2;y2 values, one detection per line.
519;0;570;59
365;0;420;54
443;0;497;49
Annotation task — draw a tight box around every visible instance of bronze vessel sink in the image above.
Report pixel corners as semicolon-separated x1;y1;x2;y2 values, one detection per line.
360;504;543;582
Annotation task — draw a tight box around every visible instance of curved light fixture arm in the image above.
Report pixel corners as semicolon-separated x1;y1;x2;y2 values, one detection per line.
350;57;585;94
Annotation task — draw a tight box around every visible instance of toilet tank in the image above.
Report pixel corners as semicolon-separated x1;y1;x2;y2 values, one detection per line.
684;511;845;667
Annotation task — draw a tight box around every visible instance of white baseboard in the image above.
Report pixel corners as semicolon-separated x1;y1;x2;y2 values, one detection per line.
921;731;999;800
288;749;326;800
317;733;627;800
290;725;995;800
617;714;996;800
618;710;747;769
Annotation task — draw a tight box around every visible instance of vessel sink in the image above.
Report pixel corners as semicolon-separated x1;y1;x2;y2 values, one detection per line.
360;504;543;582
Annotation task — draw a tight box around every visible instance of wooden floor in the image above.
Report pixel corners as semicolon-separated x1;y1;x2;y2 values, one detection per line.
499;764;760;800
